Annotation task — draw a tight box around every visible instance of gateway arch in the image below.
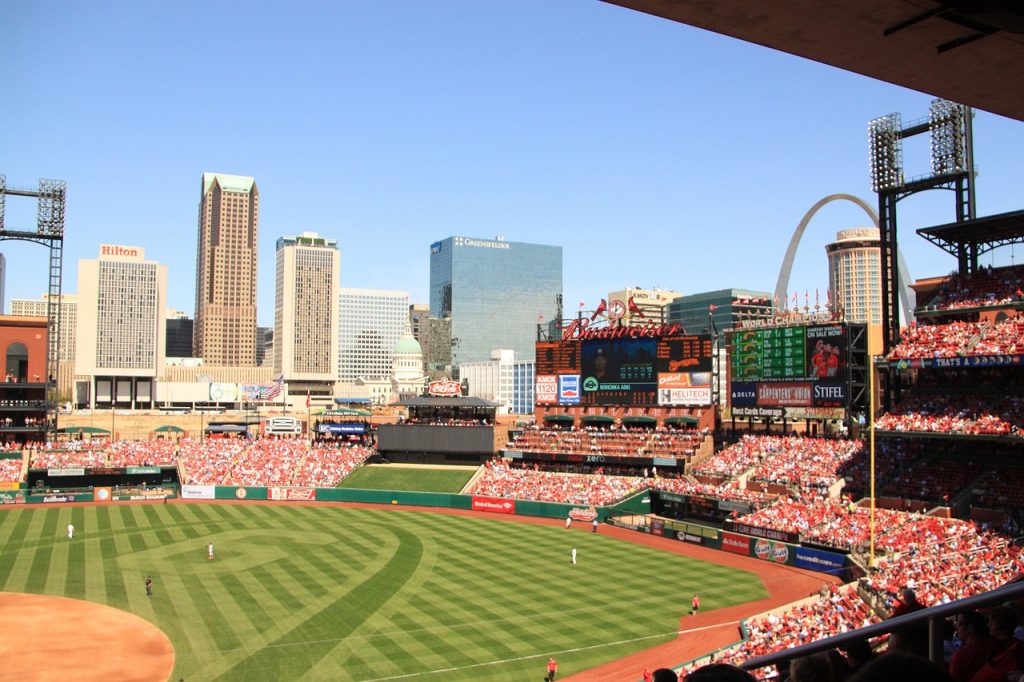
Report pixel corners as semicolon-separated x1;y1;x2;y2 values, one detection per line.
774;193;913;326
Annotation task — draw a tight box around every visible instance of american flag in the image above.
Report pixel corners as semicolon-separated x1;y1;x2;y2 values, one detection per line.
265;374;284;400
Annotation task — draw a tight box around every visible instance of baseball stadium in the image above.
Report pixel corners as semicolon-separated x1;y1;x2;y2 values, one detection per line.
4;3;1024;682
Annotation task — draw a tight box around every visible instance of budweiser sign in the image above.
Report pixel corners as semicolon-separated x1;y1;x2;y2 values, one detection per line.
562;319;684;341
427;379;461;397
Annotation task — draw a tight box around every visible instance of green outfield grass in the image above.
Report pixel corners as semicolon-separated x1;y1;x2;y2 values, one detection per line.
338;466;476;493
0;504;767;681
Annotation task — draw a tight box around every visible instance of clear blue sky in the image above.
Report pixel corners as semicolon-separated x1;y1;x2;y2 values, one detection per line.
4;0;1023;326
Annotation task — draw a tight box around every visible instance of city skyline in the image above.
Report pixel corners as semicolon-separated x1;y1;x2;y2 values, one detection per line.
4;2;1023;328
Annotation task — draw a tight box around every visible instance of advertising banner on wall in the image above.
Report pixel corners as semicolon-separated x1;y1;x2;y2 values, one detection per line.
658;386;712;406
753;538;791;564
557;375;581;405
535;375;558;405
209;383;240;402
794;546;848;575
757;382;813;407
269;488;316;501
724;521;800;545
722;532;751;555
181;485;216;500
471;496;515;514
730;382;757;407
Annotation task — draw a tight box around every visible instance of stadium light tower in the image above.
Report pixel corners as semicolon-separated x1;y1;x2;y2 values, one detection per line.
867;100;975;409
0;175;68;437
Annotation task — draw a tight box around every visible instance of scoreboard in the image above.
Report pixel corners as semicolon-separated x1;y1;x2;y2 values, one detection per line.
730;327;806;380
535;333;713;407
727;323;855;414
728;325;847;382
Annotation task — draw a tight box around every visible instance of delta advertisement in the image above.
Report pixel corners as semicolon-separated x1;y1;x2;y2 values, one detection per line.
471;496;516;514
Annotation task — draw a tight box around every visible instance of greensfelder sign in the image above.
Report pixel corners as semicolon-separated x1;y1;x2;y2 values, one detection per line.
126;466;161;474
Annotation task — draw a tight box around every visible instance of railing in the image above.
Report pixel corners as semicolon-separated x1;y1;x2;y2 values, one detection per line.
741;579;1024;673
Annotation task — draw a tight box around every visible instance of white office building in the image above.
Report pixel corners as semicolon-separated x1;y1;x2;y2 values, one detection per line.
274;232;340;386
75;245;167;408
339;288;409;383
457;349;535;415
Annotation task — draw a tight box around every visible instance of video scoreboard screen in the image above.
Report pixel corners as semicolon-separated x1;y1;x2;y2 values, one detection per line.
535;333;713;407
728;325;847;382
728;324;852;413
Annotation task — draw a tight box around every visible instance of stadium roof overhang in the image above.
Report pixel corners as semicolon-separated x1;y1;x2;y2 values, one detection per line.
621;416;658;424
917;209;1024;257
603;1;1024;122
397;396;500;408
664;416;699;425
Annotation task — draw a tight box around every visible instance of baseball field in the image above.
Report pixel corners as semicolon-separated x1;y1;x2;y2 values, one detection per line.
0;502;769;681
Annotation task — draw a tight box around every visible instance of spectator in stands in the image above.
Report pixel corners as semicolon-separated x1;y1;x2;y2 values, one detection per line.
969;606;1024;682
889;588;928;657
949;610;994;682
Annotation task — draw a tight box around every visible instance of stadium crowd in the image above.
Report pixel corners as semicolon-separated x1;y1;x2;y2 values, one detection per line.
468;458;648;506
0;458;21;482
887;318;1024;360
690;435;863;494
875;393;1023;436
922;264;1024;311
506;425;707;460
177;438;373;487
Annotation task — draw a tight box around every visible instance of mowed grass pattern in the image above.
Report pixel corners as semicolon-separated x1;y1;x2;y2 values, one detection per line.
338;466;475;492
0;504;767;681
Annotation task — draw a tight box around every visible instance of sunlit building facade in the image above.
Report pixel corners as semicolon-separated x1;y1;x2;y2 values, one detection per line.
429;236;562;369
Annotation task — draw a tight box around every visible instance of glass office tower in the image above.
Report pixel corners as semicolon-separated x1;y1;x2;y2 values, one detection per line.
429;236;562;368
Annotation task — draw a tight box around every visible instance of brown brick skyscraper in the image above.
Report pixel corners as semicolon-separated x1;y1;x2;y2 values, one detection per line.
194;172;259;366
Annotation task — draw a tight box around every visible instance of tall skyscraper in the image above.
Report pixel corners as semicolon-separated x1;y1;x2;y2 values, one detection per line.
429;235;562;368
194;172;258;366
827;228;882;324
76;244;167;408
339;288;409;383
274;232;340;383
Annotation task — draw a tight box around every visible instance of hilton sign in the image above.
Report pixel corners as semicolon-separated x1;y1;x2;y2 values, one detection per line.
100;244;143;258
